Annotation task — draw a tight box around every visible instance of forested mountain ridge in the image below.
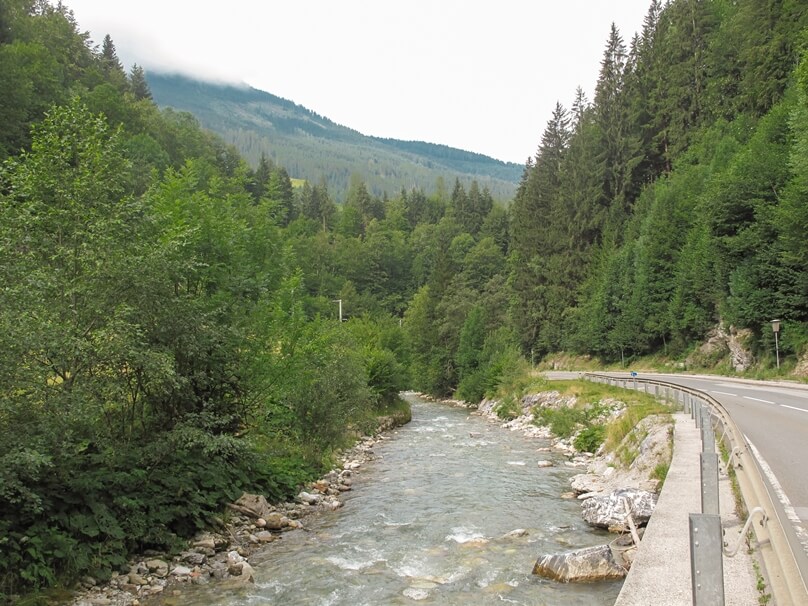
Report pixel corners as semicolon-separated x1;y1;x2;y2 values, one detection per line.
146;73;522;200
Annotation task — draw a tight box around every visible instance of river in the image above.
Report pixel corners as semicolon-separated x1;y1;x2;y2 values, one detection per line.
170;393;622;605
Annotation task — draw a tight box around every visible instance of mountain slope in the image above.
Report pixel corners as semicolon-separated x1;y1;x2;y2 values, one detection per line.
147;73;521;200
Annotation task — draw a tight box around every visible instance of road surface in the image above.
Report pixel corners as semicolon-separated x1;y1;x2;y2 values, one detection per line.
607;372;808;575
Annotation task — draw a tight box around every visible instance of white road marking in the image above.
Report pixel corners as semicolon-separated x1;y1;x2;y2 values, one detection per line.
744;396;775;404
714;382;808;399
746;437;808;554
715;383;758;391
781;404;808;413
712;390;738;397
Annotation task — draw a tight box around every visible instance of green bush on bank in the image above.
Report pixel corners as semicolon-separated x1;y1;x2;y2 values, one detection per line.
527;380;673;459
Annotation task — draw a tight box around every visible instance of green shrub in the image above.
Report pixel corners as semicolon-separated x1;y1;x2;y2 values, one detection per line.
533;406;586;438
456;369;487;403
574;425;606;453
494;396;521;420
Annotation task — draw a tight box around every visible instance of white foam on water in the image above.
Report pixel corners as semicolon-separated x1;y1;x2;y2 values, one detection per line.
325;554;385;571
445;526;485;544
402;587;430;601
507;461;526;466
394;558;429;578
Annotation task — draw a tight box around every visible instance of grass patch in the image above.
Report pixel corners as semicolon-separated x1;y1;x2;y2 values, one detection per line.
605;403;671;453
652;461;670;483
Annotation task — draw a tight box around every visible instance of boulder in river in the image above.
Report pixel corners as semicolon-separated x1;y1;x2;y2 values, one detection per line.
580;488;656;531
532;543;628;582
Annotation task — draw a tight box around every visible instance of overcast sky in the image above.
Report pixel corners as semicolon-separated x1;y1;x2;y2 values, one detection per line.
65;0;651;164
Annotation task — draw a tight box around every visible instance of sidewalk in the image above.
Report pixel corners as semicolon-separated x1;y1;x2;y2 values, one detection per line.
615;413;757;605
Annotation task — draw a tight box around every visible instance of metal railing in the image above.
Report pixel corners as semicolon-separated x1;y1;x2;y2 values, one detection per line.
583;372;808;606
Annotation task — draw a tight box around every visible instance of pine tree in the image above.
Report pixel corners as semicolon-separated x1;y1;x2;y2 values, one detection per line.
269;166;295;226
508;102;571;354
129;63;152;100
593;23;632;233
249;153;273;201
99;33;127;91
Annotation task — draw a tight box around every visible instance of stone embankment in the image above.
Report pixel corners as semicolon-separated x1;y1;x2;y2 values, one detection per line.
475;390;672;583
70;415;407;606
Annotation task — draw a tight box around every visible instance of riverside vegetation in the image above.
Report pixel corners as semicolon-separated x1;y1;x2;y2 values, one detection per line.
3;0;808;603
476;378;674;582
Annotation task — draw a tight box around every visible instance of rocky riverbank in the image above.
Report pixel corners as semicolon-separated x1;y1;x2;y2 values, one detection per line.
474;389;673;582
68;414;408;606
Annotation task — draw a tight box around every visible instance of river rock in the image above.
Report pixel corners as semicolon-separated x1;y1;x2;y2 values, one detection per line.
231;492;272;519
227;551;245;568
223;561;255;587
298;491;321;505
580;488;656;531
181;551;207;566
145;559;169;577
264;512;285;530
501;528;529;539
532;543;627;582
323;497;343;511
171;565;193;577
256;531;276;543
193;537;216;551
210;561;229;580
537;459;554;468
570;472;606;495
127;573;148;586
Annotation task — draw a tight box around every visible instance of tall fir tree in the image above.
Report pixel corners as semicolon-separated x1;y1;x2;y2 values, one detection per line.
128;63;152;100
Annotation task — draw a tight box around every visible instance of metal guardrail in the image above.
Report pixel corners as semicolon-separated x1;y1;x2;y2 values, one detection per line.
583;372;808;606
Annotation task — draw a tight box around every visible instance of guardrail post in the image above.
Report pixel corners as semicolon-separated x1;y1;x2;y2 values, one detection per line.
700;452;719;515
701;409;715;452
690;513;725;605
694;400;702;428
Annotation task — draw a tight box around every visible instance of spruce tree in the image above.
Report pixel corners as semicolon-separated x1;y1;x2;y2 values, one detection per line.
129;64;152;100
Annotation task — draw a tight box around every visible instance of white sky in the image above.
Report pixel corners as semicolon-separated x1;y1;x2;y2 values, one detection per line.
65;0;651;164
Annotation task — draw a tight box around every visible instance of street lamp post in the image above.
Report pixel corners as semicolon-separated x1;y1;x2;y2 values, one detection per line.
771;319;781;370
333;299;343;322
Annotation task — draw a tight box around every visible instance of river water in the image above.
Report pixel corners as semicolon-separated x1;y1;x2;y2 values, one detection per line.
174;394;622;605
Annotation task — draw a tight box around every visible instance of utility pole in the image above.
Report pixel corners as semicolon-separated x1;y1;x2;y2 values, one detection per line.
333;299;343;322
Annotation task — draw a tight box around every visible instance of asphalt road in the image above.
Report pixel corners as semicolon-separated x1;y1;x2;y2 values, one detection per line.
606;372;808;567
